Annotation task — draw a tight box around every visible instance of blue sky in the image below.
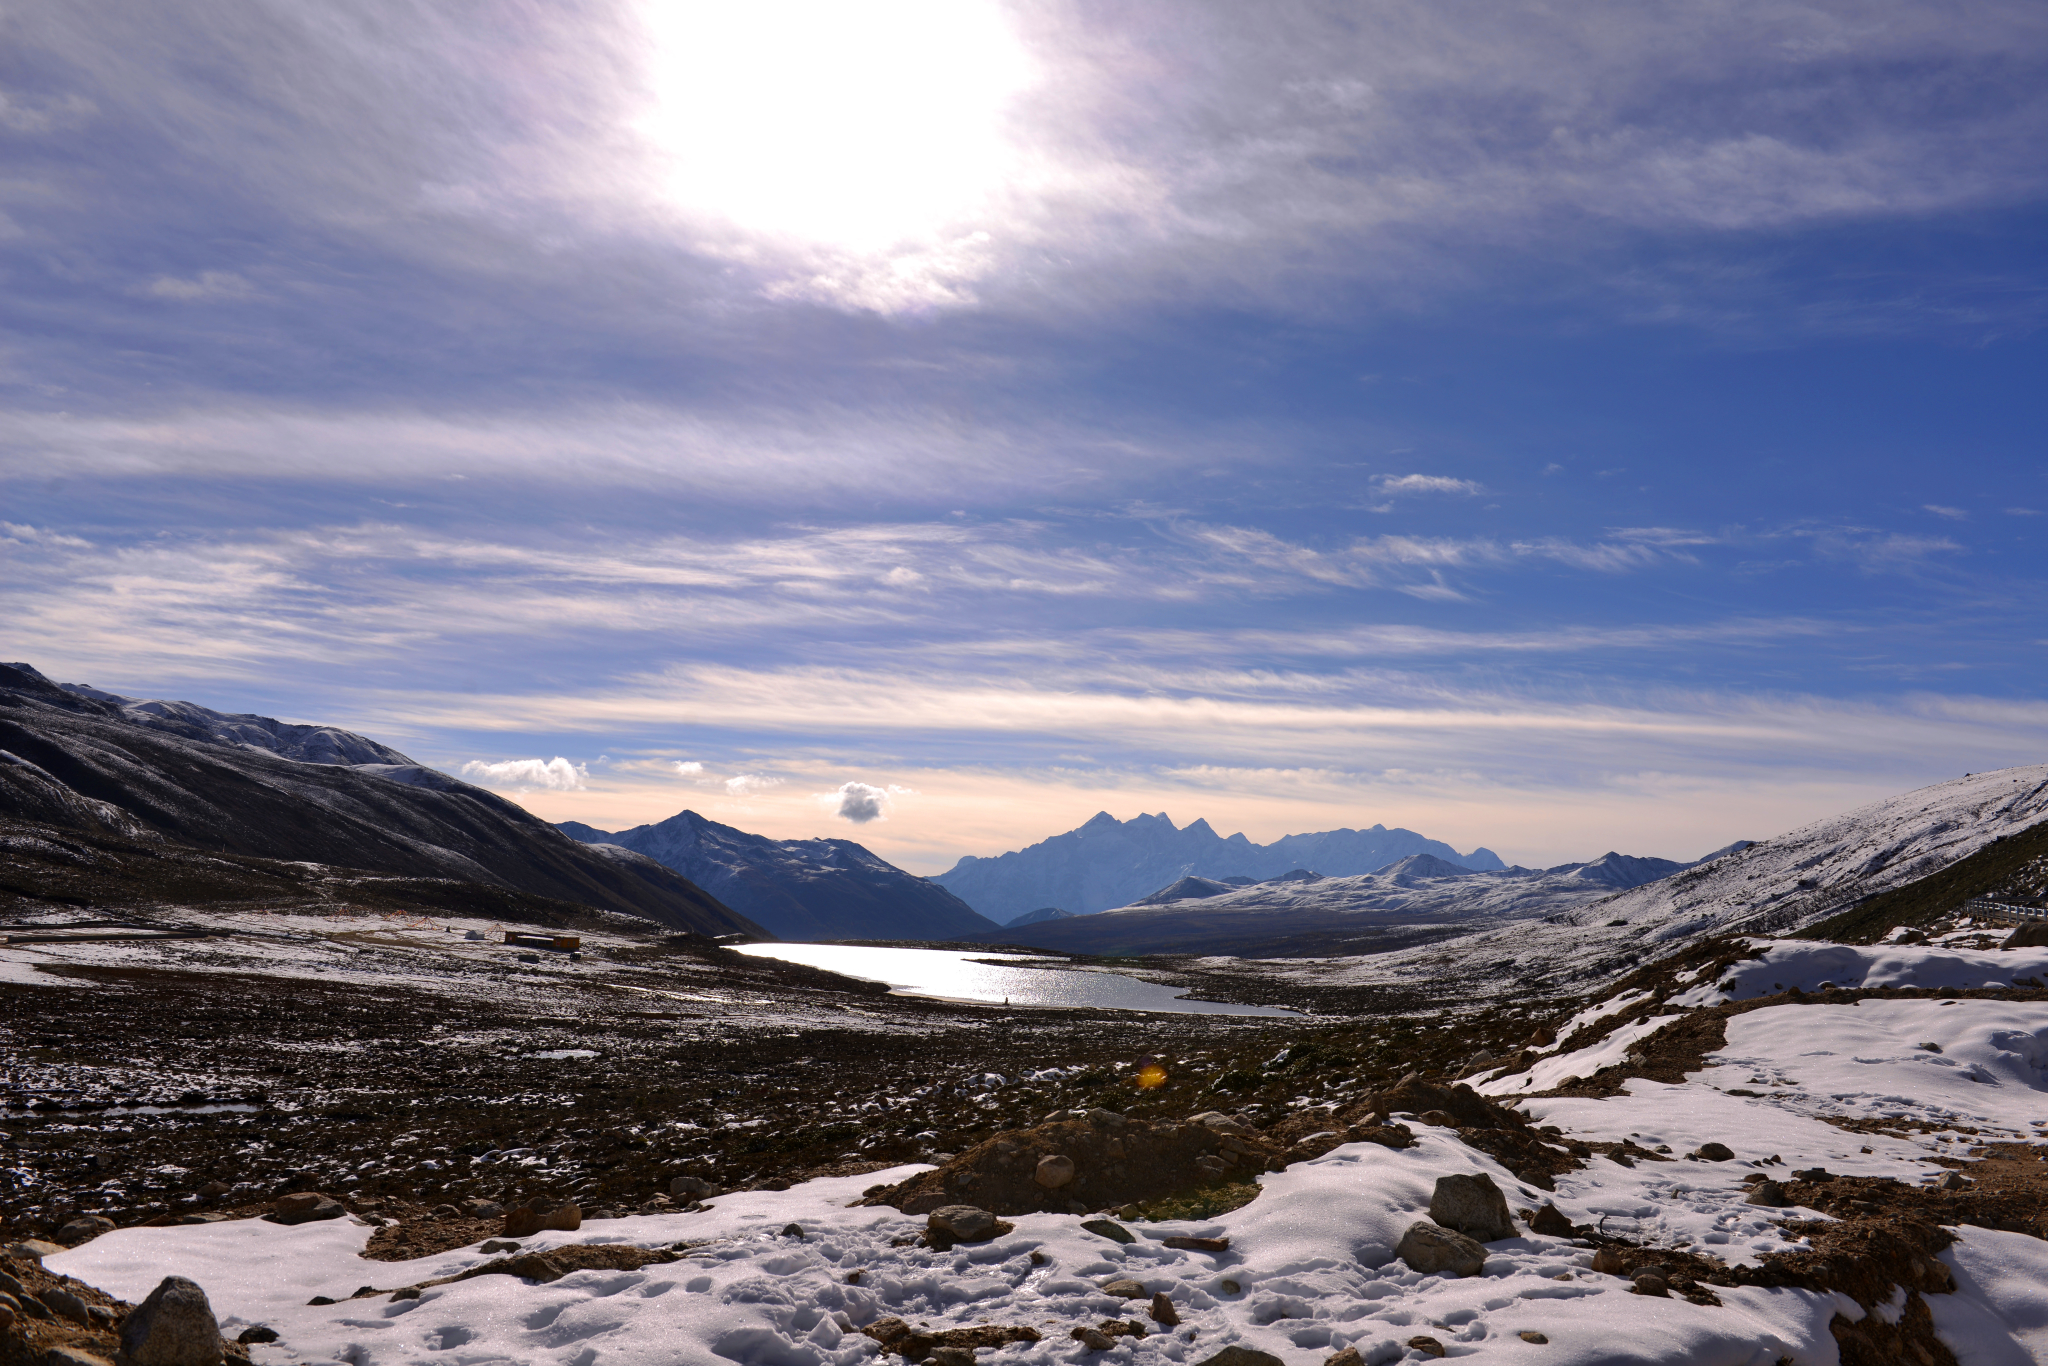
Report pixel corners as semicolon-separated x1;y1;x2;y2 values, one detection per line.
4;0;2046;873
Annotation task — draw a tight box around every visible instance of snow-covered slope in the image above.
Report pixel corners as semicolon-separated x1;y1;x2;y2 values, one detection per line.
1585;765;2048;940
934;811;1504;921
560;809;997;942
51;674;414;766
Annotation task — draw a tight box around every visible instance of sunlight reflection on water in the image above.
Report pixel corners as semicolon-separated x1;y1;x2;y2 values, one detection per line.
733;942;1297;1016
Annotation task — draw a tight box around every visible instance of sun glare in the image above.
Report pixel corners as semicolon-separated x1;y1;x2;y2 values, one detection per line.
635;0;1036;251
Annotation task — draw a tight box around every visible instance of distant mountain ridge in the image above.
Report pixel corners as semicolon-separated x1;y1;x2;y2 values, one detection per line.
931;809;1504;921
559;810;998;942
0;663;758;936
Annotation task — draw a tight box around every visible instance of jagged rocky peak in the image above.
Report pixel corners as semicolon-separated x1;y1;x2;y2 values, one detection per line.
933;808;1504;921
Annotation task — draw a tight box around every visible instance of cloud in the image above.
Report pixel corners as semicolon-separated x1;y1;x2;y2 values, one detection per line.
724;774;782;796
1374;474;1484;496
674;760;703;775
458;757;585;790
2005;507;2041;516
1923;504;1968;520
824;781;913;824
142;271;254;302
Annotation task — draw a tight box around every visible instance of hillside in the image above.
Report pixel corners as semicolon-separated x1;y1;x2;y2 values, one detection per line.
559;809;997;941
0;663;757;936
933;810;1503;920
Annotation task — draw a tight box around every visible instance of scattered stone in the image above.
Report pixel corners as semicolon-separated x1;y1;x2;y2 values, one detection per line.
1528;1203;1575;1237
1427;1173;1515;1242
1694;1142;1735;1161
1070;1326;1116;1352
1418;1110;1459;1128
391;1287;421;1301
1079;1219;1134;1244
1518;1330;1549;1344
1938;1172;1969;1191
237;1326;279;1345
1407;1338;1447;1360
1745;1181;1791;1208
5;1288;50;1320
307;1296;337;1306
670;1175;720;1198
7;1239;65;1260
1351;1124;1415;1150
53;1214;116;1246
1161;1235;1230;1252
1322;1348;1362;1366
1194;1348;1283;1366
43;1286;92;1325
43;1349;114;1366
1086;1108;1128;1130
1149;1292;1180;1326
1631;1269;1671;1297
1033;1155;1076;1189
1395;1220;1486;1277
479;1239;520;1253
1189;1112;1251;1134
928;1206;1000;1243
1218;1279;1240;1295
781;1223;806;1238
120;1275;224;1366
197;1181;232;1199
1792;1168;1833;1182
863;1316;1042;1361
928;1349;975;1366
1589;1247;1627;1275
502;1203;581;1237
1100;1278;1147;1299
2004;921;2048;949
271;1192;345;1226
461;1198;505;1218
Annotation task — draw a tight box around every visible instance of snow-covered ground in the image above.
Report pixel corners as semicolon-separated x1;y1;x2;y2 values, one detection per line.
49;940;2048;1364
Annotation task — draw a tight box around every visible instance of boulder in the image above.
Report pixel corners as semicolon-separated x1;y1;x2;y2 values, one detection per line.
237;1327;280;1345
1693;1142;1734;1161
1395;1221;1485;1277
119;1275;225;1366
1427;1173;1514;1242
1079;1219;1134;1244
1100;1278;1147;1299
1322;1350;1362;1366
1033;1155;1075;1189
1407;1338;1447;1360
54;1215;116;1246
6;1239;65;1261
43;1286;92;1325
670;1175;720;1198
1149;1292;1179;1326
1194;1349;1283;1366
927;1206;1001;1243
502;1203;581;1237
1527;1203;1575;1237
1744;1180;1791;1208
2004;921;2048;949
270;1193;344;1226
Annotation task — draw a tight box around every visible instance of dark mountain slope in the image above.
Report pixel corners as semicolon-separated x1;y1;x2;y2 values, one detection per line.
560;809;997;942
0;663;757;936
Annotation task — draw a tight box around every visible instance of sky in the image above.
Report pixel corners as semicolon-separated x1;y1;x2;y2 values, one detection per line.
4;0;2047;875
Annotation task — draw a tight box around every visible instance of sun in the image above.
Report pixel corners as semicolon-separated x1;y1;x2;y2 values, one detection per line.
633;0;1037;252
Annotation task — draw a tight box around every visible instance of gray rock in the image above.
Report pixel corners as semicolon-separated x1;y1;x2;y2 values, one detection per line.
1085;1108;1128;1130
238;1326;280;1345
120;1275;225;1366
43;1286;92;1324
1079;1219;1135;1244
1193;1348;1284;1366
1322;1349;1362;1366
1408;1336;1448;1358
1100;1278;1147;1299
54;1214;116;1246
1745;1180;1791;1207
670;1175;720;1198
270;1192;344;1226
1033;1155;1076;1189
43;1348;115;1366
1149;1292;1180;1326
1694;1142;1734;1161
928;1206;1000;1242
1426;1173;1514;1242
929;1349;976;1366
1395;1220;1486;1277
6;1239;65;1261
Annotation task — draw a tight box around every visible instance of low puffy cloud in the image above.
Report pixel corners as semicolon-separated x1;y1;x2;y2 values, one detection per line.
1374;474;1484;496
725;773;782;796
459;756;586;790
825;781;915;824
674;760;704;774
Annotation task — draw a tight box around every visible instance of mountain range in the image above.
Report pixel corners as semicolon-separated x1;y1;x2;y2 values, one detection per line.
557;810;997;942
930;810;1504;921
0;663;758;937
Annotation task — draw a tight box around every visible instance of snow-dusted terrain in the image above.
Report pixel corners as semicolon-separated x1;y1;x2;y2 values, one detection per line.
47;936;2048;1364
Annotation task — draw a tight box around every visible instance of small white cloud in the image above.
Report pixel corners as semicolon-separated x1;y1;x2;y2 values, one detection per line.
674;760;704;775
143;271;254;301
1923;504;1968;520
1374;474;1483;496
725;773;782;796
882;566;923;587
2004;507;2040;516
459;757;586;791
1541;463;1564;475
822;780;913;824
0;522;92;548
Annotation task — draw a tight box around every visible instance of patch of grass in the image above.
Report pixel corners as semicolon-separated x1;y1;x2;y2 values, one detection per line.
1137;1180;1261;1222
